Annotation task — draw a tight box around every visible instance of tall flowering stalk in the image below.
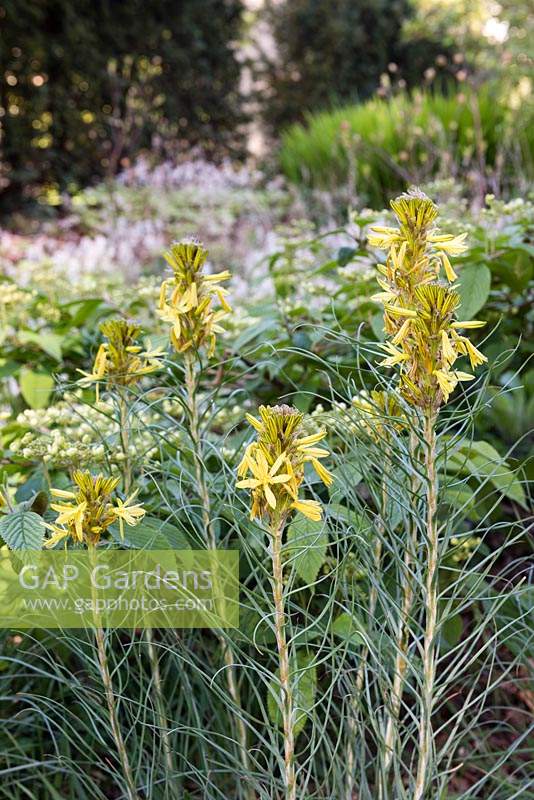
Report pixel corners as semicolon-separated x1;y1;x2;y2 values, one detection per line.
45;471;145;800
237;405;333;800
157;239;255;796
369;189;487;798
78;320;177;790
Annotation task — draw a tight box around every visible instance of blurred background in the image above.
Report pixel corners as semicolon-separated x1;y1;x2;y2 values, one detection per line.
1;0;532;219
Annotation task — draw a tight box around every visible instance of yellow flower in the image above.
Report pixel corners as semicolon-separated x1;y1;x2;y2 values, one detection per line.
291;499;322;521
378;342;410;367
440;251;458;283
157;240;231;356
44;471;145;548
78;320;162;400
113;491;146;540
236;451;291;516
428;232;468;255
236;405;332;522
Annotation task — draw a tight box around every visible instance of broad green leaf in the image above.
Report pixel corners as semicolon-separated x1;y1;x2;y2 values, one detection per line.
19;330;63;361
268;651;317;737
0;510;45;551
331;612;365;647
441;613;463;652
19;368;55;410
285;516;328;585
464;440;527;508
456;263;491;319
329;460;362;498
111;516;189;549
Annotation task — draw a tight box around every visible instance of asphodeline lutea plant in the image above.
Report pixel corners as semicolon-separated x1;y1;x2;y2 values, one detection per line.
44;469;145;800
78;318;164;401
156;239;254;798
157;239;231;357
369;189;487;800
44;470;145;547
237;404;333;800
368;187;487;410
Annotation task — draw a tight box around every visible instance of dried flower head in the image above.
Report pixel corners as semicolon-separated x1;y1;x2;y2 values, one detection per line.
236;404;333;523
78;319;163;400
369;188;487;409
157;239;231;357
45;470;145;548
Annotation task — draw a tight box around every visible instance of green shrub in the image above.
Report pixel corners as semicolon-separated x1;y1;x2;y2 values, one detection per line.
279;86;534;207
0;0;245;210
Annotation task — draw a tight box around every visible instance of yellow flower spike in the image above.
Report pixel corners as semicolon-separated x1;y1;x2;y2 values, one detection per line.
157;239;231;356
236;404;332;523
78;319;162;398
370;188;486;409
45;471;146;548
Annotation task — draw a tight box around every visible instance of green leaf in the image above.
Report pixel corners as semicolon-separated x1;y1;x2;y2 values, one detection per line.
111;516;189;549
0;510;45;551
456;263;491;319
464;441;527;508
19;368;55;410
19;330;63;361
331;612;365;647
329;460;362;498
285;516;328;585
441;613;463;652
268;651;317;737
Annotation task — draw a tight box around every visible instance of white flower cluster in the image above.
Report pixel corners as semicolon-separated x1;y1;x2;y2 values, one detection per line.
10;399;174;470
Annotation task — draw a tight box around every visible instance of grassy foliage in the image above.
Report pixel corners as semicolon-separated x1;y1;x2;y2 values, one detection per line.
0;183;532;798
280;87;534;207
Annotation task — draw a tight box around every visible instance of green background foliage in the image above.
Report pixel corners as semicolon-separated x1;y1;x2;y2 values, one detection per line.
0;0;245;208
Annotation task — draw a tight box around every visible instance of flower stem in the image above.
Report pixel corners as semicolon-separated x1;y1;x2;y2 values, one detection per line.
381;430;419;787
269;514;296;800
119;389;131;496
183;350;253;799
414;410;439;800
145;628;180;800
118;392;177;797
345;493;384;800
89;545;139;800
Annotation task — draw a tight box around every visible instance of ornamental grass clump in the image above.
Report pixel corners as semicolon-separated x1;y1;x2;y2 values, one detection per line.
237;404;333;800
369;188;487;799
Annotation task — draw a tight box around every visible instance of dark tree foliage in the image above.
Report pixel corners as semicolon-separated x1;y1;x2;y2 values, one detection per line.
263;0;448;132
0;0;245;209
